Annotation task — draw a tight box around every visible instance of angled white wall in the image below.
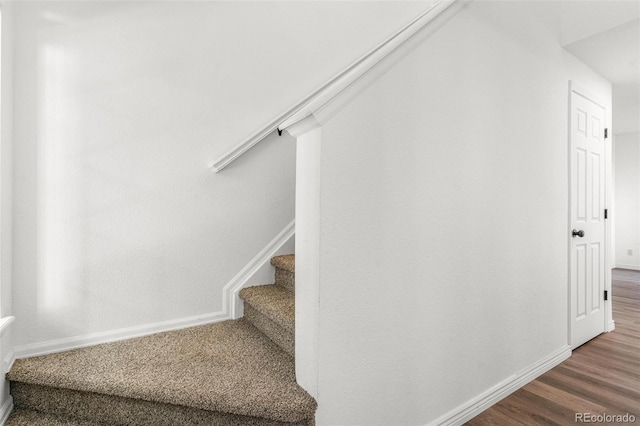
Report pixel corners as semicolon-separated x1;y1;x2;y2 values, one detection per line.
9;1;429;351
293;1;612;424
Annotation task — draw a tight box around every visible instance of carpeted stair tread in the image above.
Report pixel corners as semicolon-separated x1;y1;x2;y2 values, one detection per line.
6;408;106;425
271;255;295;274
241;304;293;358
239;285;294;333
7;319;316;423
10;382;312;426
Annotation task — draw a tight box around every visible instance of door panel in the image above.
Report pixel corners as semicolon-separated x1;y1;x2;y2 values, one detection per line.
570;87;606;348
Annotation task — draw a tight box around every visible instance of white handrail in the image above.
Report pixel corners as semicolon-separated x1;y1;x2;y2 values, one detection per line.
210;0;459;172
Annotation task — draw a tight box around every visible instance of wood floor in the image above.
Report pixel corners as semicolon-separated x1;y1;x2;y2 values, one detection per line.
466;268;640;425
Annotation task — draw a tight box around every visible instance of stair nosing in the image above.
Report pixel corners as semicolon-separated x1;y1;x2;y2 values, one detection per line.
239;285;294;333
270;255;295;274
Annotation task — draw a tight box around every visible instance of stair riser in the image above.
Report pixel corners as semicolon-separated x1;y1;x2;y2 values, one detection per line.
11;382;311;426
7;410;314;426
244;304;294;357
7;409;105;425
11;382;310;426
275;268;295;293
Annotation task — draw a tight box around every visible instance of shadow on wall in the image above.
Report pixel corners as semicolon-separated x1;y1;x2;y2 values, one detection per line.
14;1;297;347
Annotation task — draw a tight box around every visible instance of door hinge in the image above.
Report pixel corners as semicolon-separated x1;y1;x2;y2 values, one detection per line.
604;128;608;139
604;208;608;219
604;290;608;301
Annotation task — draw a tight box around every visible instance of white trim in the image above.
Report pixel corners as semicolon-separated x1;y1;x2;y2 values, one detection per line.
0;397;13;426
211;0;463;172
223;220;295;319
0;317;13;337
430;345;572;426
209;112;292;173
3;349;15;374
14;222;294;358
615;264;640;271
607;320;616;332
570;81;607;110
280;0;465;133
285;115;321;139
15;310;228;359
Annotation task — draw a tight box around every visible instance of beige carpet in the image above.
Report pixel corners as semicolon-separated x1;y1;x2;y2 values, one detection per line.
271;255;294;273
272;255;295;293
7;408;108;425
240;284;295;356
7;255;316;425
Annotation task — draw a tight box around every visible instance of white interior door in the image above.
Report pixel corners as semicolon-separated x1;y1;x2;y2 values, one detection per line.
570;83;607;349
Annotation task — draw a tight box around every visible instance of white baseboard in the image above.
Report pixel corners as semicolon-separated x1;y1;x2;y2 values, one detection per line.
607;320;616;332
430;345;572;426
15;310;228;359
14;222;295;359
3;350;15;375
0;397;13;426
224;220;295;319
615;264;640;271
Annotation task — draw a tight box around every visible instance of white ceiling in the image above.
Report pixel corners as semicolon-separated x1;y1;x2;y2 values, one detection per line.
564;18;640;109
560;0;640;46
561;1;640;134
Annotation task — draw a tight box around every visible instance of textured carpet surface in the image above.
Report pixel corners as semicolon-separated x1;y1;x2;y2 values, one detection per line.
271;255;295;274
275;269;295;294
272;255;295;293
8;318;315;423
243;305;294;358
240;285;294;332
11;382;313;426
6;408;107;425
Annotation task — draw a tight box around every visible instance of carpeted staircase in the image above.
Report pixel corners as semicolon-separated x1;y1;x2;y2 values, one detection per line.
5;255;315;425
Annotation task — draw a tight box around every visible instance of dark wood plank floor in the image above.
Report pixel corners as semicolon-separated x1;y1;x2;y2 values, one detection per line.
466;268;640;425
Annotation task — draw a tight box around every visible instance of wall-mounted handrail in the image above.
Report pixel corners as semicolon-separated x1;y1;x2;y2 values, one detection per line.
210;0;458;173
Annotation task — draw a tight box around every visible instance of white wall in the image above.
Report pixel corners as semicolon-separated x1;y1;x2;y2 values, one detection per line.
302;2;611;424
10;1;428;351
615;132;640;270
0;2;15;419
294;122;322;398
0;1;12;319
615;103;640;136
